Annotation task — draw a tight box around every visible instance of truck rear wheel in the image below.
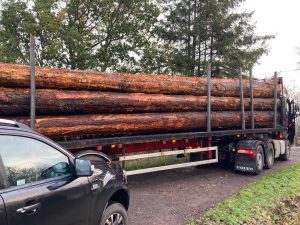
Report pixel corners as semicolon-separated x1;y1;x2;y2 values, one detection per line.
264;142;274;169
255;145;264;174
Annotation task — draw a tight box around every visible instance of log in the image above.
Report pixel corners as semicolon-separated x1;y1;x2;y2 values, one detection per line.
14;111;275;138
0;63;278;97
0;87;279;116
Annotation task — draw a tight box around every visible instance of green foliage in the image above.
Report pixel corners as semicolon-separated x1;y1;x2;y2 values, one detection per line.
0;0;159;70
0;0;35;64
143;0;274;77
197;163;300;225
0;0;273;75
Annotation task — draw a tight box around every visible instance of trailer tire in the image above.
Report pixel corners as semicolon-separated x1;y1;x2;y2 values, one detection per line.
280;141;291;161
254;145;264;174
264;142;275;169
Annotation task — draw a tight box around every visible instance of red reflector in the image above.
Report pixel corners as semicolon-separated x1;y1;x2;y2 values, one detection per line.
237;149;255;155
117;143;123;149
277;132;283;139
96;145;102;151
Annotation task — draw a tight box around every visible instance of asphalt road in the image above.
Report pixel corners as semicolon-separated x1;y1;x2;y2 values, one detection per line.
127;147;300;225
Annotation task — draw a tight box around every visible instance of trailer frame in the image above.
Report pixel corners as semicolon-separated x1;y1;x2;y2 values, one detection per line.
27;40;297;175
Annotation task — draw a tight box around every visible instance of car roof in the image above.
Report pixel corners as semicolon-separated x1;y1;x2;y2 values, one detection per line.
0;118;55;144
0;119;74;158
0;119;37;134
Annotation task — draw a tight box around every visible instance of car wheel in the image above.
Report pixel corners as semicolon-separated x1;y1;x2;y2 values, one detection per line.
254;145;264;174
264;143;274;169
101;202;128;225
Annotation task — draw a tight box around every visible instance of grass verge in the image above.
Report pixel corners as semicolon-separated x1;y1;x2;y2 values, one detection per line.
190;163;300;225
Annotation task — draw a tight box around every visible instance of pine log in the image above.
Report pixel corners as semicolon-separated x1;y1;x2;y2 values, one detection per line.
14;111;275;138
0;87;279;116
0;63;278;97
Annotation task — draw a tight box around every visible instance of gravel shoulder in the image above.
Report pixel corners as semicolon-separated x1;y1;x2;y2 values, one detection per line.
128;147;300;225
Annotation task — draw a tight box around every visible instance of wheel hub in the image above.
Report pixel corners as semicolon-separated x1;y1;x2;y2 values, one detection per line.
104;213;124;225
257;152;263;169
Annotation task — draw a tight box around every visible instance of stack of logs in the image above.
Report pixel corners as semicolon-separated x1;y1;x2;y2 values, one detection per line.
0;63;279;138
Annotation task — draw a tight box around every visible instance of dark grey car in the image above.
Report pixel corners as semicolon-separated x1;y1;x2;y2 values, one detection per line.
0;119;129;225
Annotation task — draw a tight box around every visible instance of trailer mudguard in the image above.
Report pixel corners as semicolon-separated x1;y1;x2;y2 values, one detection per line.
235;140;264;173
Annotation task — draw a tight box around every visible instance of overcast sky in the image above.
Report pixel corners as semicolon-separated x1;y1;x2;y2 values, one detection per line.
242;0;300;91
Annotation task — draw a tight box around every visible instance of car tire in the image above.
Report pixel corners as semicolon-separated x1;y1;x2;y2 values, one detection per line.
101;202;128;225
254;145;264;175
264;142;275;169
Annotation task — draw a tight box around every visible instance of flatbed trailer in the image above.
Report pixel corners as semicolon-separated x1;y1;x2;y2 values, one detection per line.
22;41;300;175
45;70;298;175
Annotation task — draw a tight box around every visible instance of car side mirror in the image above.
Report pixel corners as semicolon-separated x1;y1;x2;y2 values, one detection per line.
75;159;93;177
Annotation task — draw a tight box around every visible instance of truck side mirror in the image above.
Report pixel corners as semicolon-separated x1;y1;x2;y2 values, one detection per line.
75;159;93;177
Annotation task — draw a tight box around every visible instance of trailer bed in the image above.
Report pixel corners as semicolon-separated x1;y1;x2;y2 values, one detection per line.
58;127;286;150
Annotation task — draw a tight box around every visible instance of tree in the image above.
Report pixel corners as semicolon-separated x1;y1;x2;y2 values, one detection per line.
0;0;272;75
142;0;273;77
0;0;35;64
0;0;159;71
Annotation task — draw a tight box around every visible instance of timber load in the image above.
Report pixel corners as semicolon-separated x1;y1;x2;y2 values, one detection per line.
0;63;279;138
0;63;279;97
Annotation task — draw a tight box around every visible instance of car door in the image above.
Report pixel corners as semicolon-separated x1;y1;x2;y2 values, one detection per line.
0;196;6;225
0;152;7;225
0;134;91;225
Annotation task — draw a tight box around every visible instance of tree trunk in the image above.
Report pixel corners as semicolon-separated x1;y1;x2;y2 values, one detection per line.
0;87;279;116
14;111;275;138
0;63;278;97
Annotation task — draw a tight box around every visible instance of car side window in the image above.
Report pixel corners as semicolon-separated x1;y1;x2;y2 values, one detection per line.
0;135;71;189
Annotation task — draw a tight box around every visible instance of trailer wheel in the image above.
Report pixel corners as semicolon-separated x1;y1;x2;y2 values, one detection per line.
254;145;264;174
264;143;274;169
280;141;291;161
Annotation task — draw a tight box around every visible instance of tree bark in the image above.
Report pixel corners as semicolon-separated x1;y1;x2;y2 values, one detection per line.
14;111;275;138
0;87;279;116
0;63;278;97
